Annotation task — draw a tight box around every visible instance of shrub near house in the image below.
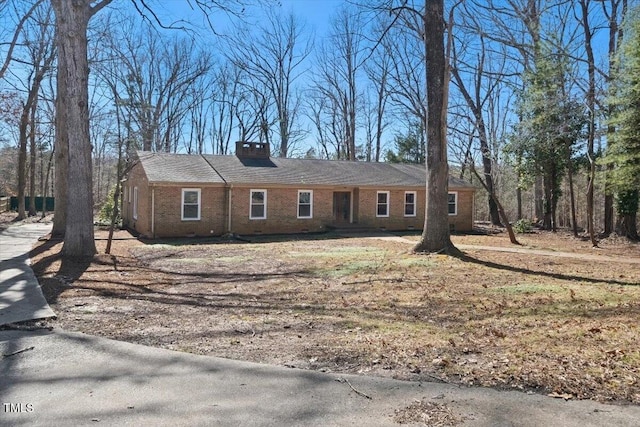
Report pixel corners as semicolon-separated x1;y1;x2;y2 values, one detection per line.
122;142;476;238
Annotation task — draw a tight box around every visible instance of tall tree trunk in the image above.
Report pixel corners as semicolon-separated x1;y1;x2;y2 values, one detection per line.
567;155;578;237
471;166;519;245
28;102;37;216
52;87;67;237
579;0;598;246
615;190;639;240
616;214;639;240
603;166;615;235
17;104;28;220
482;146;500;226
450;61;500;226
17;70;47;220
603;0;628;236
53;0;103;257
551;165;559;232
542;174;552;230
534;175;544;221
414;0;457;254
41;148;54;219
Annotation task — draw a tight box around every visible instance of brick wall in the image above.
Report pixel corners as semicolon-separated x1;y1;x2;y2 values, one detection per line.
356;188;474;232
449;189;474;232
123;174;476;237
123;163;227;238
122;163;151;237
229;186;335;235
356;188;425;230
153;186;226;237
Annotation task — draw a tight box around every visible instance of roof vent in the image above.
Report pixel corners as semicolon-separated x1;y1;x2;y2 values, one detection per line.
235;141;270;159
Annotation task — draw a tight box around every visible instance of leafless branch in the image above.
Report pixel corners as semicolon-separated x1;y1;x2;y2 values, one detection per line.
0;0;45;79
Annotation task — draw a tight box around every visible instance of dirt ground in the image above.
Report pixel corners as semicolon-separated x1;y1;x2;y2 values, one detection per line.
5;212;640;406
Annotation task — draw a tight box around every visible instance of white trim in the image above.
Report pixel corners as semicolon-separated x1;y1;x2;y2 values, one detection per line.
181;188;201;221
132;187;138;220
297;190;313;219
376;191;390;218
448;191;458;216
250;189;267;220
404;191;417;217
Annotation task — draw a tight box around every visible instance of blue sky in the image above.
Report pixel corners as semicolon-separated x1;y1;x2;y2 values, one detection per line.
151;0;344;40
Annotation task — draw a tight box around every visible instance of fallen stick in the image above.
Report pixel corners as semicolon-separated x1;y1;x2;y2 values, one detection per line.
337;377;372;400
2;346;35;358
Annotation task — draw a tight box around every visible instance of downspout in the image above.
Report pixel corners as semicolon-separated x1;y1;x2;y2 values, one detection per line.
227;185;233;233
151;186;155;238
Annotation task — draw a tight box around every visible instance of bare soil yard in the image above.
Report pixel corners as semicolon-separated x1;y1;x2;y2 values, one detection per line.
13;212;640;405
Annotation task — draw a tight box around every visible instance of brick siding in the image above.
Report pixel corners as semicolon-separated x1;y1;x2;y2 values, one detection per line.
229;186;335;235
449;190;475;232
124;162;475;237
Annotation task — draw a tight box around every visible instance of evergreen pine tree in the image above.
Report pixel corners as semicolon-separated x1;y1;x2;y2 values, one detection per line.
605;7;640;239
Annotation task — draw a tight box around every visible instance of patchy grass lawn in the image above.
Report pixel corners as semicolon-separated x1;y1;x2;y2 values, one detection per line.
29;225;640;405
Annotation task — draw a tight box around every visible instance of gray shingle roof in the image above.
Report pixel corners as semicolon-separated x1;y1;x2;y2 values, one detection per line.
203;155;426;187
136;151;224;184
135;151;476;189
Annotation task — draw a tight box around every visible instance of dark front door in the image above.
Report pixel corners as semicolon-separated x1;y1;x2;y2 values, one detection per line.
333;192;351;223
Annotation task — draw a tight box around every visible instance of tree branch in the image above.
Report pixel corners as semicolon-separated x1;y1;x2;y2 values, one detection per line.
0;0;46;79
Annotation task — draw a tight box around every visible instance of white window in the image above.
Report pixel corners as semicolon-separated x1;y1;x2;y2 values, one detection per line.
250;189;267;219
127;186;132;203
182;188;201;221
133;187;138;220
297;190;313;219
448;192;458;216
404;191;416;217
376;191;389;217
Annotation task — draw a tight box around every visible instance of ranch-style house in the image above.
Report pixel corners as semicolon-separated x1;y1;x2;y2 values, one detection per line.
122;142;476;238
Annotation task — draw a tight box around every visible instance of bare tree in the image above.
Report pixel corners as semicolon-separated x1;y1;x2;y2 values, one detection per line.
51;0;113;256
209;63;241;155
382;10;427;153
304;89;342;159
0;0;46;79
363;23;392;162
390;0;457;253
225;10;311;157
467;0;547;220
2;0;254;256
313;6;368;161
13;3;55;220
186;76;212;154
450;30;503;226
577;0;599;245
98;60;133;255
110;24;211;152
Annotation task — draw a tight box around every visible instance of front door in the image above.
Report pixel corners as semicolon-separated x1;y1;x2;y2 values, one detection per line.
333;192;351;223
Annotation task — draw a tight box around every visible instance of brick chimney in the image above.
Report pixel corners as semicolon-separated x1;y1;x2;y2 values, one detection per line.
235;141;270;159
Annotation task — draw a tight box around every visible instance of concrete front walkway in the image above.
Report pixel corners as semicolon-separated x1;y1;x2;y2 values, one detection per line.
0;222;55;326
